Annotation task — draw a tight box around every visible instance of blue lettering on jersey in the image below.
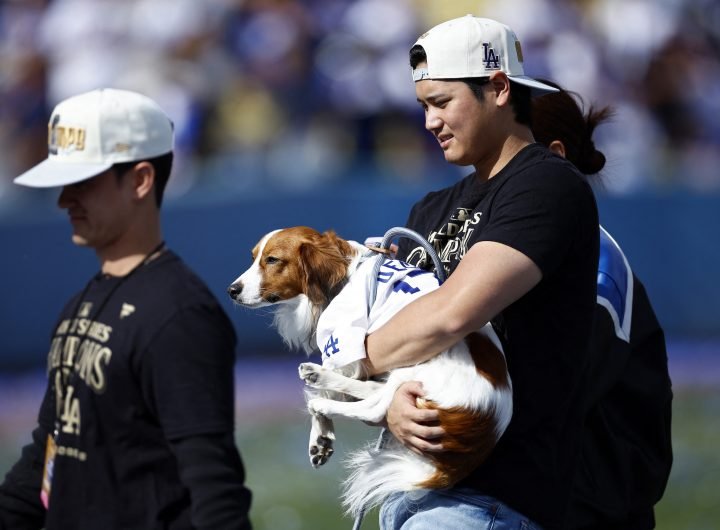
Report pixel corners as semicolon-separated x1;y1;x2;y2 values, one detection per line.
382;260;406;272
381;260;414;272
376;260;438;295
323;335;340;357
392;281;420;295
391;269;433;295
378;260;414;283
377;270;393;284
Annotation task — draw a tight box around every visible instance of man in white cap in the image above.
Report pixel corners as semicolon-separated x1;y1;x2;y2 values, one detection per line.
361;16;600;529
0;89;252;529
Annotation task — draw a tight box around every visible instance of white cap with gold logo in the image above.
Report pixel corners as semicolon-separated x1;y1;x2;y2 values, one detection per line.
14;88;174;188
411;15;558;96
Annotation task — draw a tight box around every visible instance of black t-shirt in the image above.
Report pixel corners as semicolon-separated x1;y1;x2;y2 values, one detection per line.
396;143;600;529
16;251;243;529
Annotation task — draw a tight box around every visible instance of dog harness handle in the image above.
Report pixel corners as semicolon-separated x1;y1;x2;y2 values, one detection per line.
368;226;445;311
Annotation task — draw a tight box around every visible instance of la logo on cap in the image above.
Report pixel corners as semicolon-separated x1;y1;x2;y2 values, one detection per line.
482;43;501;69
409;16;558;96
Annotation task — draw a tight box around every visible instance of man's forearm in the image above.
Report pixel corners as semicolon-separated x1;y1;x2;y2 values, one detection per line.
363;241;542;376
363;287;468;375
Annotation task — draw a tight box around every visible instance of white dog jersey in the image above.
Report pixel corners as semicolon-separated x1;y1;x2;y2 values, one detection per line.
316;258;443;370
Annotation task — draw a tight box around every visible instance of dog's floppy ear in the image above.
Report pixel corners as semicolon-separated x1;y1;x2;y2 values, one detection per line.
298;231;353;307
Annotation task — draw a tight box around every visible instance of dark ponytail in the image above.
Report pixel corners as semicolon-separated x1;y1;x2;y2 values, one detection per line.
531;80;613;177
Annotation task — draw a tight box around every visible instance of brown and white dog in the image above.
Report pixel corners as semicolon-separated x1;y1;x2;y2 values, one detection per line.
227;226;512;516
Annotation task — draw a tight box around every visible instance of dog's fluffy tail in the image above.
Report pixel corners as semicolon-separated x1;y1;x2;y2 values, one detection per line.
341;439;434;517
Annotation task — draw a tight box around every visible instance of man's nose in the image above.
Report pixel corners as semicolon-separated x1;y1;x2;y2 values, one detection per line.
425;109;442;132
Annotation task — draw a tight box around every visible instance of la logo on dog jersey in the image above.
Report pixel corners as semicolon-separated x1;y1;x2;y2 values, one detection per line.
483;42;500;69
323;334;340;358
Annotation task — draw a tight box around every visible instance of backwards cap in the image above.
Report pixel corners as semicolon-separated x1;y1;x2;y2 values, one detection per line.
14;88;174;188
411;15;558;96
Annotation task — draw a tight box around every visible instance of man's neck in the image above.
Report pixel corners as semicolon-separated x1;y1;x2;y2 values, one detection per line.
98;232;164;277
474;129;534;182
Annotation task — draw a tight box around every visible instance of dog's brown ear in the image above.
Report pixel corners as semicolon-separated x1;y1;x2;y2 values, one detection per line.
298;231;351;307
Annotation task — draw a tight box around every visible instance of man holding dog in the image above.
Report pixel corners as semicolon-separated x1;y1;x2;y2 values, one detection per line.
363;16;600;529
0;89;252;529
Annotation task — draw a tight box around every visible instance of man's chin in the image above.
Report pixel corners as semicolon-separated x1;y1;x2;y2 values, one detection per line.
444;152;469;166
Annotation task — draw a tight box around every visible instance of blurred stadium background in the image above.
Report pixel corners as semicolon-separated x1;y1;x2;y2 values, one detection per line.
1;0;718;528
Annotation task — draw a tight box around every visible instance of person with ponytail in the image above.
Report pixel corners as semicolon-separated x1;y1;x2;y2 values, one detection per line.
532;82;673;530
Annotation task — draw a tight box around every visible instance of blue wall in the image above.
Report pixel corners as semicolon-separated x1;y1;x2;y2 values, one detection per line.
1;185;718;369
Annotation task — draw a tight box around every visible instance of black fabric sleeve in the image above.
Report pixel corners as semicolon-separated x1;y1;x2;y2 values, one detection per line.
0;425;48;530
140;304;237;440
584;307;632;405
169;433;252;530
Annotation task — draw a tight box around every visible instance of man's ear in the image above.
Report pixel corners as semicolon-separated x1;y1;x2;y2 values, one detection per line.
548;140;566;159
131;161;155;201
489;71;511;107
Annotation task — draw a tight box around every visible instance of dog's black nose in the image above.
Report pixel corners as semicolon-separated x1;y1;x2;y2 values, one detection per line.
227;282;243;299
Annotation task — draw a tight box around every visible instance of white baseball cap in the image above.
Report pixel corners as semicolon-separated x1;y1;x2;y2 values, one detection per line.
14;88;174;188
411;15;558;95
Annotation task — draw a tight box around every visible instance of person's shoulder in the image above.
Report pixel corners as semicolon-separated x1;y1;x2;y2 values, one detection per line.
143;251;223;308
411;172;476;209
518;143;585;180
144;252;238;343
507;144;594;198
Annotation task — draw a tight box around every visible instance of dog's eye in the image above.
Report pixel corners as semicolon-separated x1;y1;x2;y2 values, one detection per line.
265;256;280;265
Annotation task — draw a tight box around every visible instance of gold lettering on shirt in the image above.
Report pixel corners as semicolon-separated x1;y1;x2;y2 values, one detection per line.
47;319;114;392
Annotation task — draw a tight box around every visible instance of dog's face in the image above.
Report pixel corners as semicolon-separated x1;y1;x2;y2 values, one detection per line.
228;226;359;308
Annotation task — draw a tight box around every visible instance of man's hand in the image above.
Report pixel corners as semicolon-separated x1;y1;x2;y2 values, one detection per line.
387;381;445;455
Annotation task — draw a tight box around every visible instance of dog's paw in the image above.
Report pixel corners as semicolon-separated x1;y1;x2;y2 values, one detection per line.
298;362;323;386
307;397;329;416
309;431;335;468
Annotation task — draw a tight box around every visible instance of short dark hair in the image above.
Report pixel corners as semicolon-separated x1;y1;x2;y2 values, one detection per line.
462;78;490;101
111;151;174;207
409;45;532;126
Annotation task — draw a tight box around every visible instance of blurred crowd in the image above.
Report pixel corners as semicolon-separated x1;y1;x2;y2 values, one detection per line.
1;0;719;208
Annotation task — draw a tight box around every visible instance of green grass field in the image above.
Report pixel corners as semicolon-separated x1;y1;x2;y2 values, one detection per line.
1;382;718;529
237;389;720;530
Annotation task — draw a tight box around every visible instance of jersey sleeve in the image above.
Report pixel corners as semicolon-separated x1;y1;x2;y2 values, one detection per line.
140;304;238;440
478;167;597;278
